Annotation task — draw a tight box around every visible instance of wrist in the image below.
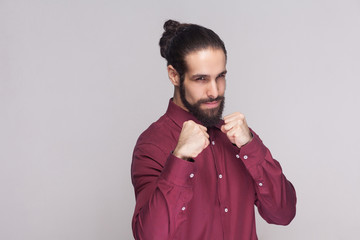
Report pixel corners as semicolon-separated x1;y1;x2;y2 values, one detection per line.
172;150;194;162
236;132;254;148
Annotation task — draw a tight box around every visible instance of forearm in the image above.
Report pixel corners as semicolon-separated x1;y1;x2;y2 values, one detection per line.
239;130;297;225
253;151;296;225
132;154;195;239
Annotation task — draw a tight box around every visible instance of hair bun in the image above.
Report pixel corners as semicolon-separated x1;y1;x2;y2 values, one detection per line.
159;19;182;59
163;20;180;33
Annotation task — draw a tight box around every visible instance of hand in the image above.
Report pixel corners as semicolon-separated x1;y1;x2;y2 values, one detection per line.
173;120;210;160
221;112;253;148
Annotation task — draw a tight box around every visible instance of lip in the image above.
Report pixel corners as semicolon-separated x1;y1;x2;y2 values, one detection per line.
202;100;220;109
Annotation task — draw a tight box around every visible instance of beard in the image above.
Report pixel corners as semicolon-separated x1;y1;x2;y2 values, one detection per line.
180;81;225;127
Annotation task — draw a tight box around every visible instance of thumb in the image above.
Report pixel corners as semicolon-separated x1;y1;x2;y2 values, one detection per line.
203;138;210;149
221;124;227;133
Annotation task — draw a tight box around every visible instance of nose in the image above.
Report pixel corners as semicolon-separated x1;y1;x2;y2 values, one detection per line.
207;80;219;99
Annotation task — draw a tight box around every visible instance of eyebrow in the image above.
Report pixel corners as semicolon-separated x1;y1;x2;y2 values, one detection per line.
190;70;227;80
218;70;227;76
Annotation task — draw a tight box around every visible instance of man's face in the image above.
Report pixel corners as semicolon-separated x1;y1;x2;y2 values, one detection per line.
180;48;227;127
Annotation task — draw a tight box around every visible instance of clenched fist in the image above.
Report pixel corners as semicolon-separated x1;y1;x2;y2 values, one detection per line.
173;120;210;161
221;112;253;148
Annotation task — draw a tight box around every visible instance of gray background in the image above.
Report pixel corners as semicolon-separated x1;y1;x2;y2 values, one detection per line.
1;0;359;239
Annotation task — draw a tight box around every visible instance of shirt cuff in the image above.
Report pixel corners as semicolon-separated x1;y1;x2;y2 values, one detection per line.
238;130;267;169
159;154;197;187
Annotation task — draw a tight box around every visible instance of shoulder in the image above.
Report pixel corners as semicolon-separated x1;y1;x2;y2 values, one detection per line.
135;114;180;155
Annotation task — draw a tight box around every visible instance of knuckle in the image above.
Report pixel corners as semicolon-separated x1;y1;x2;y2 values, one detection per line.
184;120;194;126
235;112;244;119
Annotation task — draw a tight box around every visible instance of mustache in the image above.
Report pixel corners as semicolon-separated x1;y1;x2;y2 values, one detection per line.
197;96;225;104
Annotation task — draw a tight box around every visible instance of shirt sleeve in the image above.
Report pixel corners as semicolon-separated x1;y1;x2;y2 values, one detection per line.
131;143;196;240
238;129;297;225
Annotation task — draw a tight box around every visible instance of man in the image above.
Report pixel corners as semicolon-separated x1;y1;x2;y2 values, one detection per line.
131;19;296;240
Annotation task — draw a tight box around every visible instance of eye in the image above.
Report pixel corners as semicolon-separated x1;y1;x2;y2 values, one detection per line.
217;73;226;79
195;76;206;81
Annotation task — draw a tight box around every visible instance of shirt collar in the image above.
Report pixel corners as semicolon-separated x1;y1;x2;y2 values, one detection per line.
165;98;224;130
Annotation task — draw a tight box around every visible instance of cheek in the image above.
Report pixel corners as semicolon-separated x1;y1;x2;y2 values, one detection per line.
218;80;226;94
184;85;197;103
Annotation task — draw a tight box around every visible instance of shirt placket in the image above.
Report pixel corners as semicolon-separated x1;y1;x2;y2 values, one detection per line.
209;130;229;239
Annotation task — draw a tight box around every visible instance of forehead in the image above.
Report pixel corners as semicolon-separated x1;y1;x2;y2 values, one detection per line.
184;48;226;75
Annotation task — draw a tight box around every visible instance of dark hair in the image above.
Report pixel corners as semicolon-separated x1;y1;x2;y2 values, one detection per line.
159;19;227;81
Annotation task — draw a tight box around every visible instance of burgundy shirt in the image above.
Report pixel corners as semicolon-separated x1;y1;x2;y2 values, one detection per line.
131;100;296;240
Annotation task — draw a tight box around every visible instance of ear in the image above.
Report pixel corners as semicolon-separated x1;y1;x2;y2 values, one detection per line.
167;65;180;87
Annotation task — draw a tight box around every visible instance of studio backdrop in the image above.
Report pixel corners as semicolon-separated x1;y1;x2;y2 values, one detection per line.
1;0;359;239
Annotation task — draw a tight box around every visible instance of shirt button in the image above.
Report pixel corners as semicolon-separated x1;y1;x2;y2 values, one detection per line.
181;206;186;211
219;174;223;179
243;155;248;160
189;173;194;178
259;182;263;187
224;208;229;213
236;154;240;159
211;141;215;145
